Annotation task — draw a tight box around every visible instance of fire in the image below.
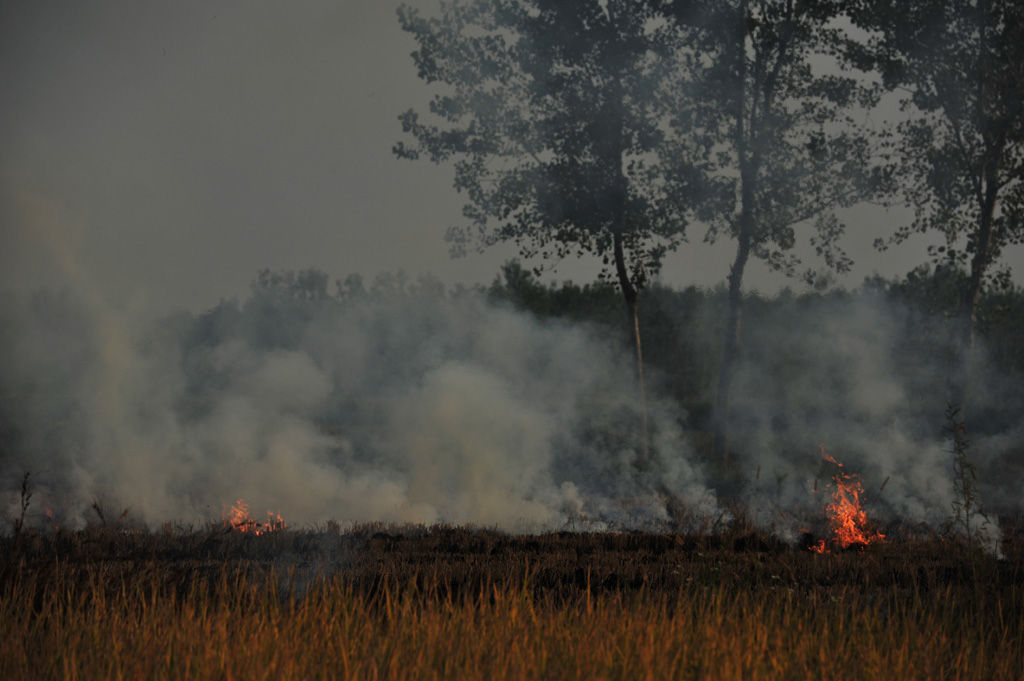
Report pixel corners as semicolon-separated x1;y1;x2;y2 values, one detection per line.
812;447;885;552
224;499;287;535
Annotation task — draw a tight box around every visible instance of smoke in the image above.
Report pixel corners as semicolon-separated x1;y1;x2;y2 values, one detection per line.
704;286;1023;542
0;273;716;532
1;269;1020;541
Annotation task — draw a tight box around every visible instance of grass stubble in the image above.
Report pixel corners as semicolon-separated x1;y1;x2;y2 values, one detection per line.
1;525;1021;680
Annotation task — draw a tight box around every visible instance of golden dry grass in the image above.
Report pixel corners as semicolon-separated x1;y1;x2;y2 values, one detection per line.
2;527;1022;680
2;569;1020;680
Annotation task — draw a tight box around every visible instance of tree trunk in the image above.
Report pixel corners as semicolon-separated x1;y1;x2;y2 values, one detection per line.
951;0;999;418
603;46;649;465
613;230;649;464
952;162;999;416
713;225;751;464
713;0;755;465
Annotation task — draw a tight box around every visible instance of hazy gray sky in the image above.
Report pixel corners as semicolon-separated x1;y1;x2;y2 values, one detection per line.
2;0;1018;312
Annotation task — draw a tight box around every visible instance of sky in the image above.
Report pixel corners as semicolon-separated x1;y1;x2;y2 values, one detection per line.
2;0;1019;313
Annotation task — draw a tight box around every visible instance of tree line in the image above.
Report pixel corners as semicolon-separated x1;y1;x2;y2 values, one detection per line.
487;260;1024;434
190;262;1024;447
394;0;1024;462
1;262;1020;485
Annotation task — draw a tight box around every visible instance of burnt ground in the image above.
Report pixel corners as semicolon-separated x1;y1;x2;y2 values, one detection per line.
3;521;1022;607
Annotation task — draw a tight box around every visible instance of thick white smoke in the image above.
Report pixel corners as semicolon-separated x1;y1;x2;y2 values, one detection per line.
714;287;1020;545
2;273;1020;544
0;278;715;531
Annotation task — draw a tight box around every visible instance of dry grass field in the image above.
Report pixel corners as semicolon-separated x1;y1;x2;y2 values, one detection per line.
2;523;1022;680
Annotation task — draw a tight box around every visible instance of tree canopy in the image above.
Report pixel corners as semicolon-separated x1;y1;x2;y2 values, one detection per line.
662;0;876;277
396;0;718;462
656;0;878;460
395;0;703;292
843;0;1024;411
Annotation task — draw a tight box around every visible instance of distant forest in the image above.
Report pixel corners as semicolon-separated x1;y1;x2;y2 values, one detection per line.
178;261;1024;446
4;262;1021;456
485;261;1024;431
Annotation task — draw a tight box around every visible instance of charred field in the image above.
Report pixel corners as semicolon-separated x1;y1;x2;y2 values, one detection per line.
3;522;1023;680
5;521;1024;599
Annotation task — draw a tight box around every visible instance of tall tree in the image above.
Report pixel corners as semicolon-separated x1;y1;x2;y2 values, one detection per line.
395;0;704;461
843;0;1024;415
660;0;875;462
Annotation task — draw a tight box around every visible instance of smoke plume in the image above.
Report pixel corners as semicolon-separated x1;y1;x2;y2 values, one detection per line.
0;273;716;531
1;269;1020;544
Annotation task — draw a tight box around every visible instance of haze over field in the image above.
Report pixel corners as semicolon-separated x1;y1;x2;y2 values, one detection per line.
1;270;1019;543
0;1;1021;545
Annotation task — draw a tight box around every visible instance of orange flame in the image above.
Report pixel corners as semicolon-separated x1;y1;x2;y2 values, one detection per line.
813;447;884;552
225;499;287;535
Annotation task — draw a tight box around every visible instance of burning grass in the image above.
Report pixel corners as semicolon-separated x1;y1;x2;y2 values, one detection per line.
224;499;288;536
810;449;886;553
2;525;1022;680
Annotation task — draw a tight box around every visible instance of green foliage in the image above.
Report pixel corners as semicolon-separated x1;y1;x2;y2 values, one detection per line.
660;0;878;277
945;404;990;548
844;0;1024;408
395;0;700;289
487;260;621;326
845;0;1024;263
655;0;881;460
